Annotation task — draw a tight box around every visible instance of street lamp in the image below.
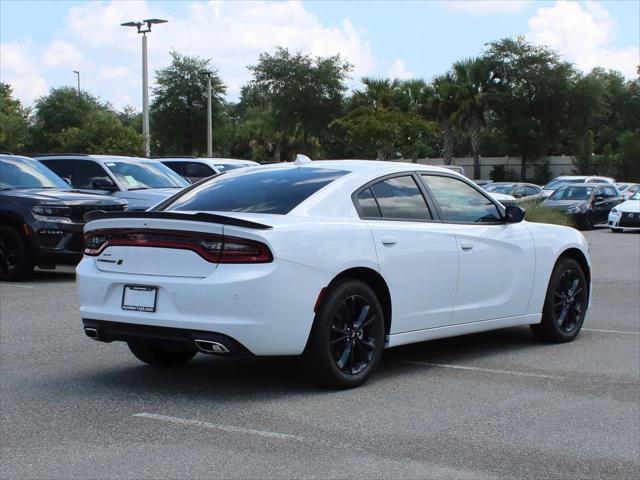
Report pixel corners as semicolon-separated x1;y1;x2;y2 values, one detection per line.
121;18;168;157
199;70;213;157
72;70;80;94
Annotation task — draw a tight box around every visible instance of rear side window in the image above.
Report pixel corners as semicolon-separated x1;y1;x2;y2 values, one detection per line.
184;162;215;178
365;175;432;221
163;162;185;176
356;188;382;218
164;167;347;214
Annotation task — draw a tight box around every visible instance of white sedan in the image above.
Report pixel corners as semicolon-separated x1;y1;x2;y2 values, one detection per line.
608;191;640;232
78;159;591;388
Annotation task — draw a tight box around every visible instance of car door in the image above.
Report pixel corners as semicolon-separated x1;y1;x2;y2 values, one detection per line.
420;173;535;324
355;174;459;333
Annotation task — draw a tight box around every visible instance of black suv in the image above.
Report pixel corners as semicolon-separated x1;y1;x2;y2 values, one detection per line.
0;155;128;281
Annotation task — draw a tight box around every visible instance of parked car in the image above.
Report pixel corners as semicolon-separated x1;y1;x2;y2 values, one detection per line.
487;191;517;207
77;160;591;389
0;154;127;281
615;183;640;199
474;179;493;187
160;157;260;183
484;182;544;203
542;175;615;198
608;191;640;232
542;183;623;230
33;154;189;210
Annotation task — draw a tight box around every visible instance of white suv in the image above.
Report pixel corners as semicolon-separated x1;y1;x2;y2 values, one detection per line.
542;175;615;197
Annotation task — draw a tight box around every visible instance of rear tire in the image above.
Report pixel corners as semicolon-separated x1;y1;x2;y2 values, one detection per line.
304;279;385;389
0;226;34;282
579;212;594;231
531;257;588;343
127;342;196;367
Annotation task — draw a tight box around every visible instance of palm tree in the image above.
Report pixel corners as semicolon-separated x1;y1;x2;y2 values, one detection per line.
451;57;496;178
429;73;458;164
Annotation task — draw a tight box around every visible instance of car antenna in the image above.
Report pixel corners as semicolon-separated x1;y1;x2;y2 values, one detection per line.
294;154;312;166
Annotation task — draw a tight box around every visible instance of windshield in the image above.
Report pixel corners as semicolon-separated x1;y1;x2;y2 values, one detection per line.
631;192;640;201
0;156;70;190
550;186;593;201
161;167;347;214
105;161;189;190
544;179;582;190
485;184;514;194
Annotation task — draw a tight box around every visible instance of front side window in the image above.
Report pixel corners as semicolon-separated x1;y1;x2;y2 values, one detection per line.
368;176;432;221
0;157;69;189
162;167;347;214
525;185;541;196
163;162;186;176
184;162;215;178
421;174;502;223
550;186;593;201
105;161;188;190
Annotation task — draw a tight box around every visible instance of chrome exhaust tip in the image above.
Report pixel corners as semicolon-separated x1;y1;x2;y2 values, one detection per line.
84;327;100;340
194;339;230;354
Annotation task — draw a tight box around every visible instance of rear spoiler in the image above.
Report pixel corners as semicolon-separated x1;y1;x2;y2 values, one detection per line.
84;210;272;230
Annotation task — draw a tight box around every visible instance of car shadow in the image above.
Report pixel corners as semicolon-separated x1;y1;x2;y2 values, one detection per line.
29;266;76;283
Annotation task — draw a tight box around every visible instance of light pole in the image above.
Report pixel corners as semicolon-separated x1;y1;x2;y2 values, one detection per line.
121;18;167;157
199;70;213;157
72;70;80;93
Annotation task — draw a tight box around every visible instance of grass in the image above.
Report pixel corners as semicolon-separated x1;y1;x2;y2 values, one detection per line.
519;199;575;228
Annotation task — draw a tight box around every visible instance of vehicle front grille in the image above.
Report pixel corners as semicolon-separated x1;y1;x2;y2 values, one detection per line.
619;212;640;227
38;230;65;248
70;204;126;223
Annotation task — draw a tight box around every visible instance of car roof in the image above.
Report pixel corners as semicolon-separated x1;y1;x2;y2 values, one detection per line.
278;159;461;176
35;154;158;163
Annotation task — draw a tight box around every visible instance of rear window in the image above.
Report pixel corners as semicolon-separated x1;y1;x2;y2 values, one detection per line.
162;167;347;214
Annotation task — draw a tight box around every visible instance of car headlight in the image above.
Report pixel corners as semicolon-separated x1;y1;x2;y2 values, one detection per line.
32;204;71;217
567;205;583;214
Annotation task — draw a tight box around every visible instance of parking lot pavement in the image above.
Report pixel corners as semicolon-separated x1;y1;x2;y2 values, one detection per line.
1;229;638;479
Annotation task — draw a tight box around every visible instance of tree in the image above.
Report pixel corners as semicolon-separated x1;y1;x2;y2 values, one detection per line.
0;83;31;153
428;74;458;164
247;47;351;155
617;131;640;181
451;57;498;178
573;130;595;174
151;51;227;156
31;87;103;151
484;37;575;179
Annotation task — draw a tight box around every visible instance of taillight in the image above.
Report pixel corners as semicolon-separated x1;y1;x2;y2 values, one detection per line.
84;229;272;263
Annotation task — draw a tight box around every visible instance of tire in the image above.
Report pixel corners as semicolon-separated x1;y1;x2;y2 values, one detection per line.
610;228;623;233
127;342;196;367
531;257;588;343
0;226;34;282
580;212;594;231
304;279;385;389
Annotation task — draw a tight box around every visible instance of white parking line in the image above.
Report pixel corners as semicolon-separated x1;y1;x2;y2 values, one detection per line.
133;412;305;442
404;361;561;379
583;328;640;335
0;283;34;289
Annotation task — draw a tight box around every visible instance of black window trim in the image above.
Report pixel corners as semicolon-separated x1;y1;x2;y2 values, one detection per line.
417;172;507;226
351;172;438;223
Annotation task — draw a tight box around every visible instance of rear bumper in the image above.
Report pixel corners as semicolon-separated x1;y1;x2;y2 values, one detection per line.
76;256;332;356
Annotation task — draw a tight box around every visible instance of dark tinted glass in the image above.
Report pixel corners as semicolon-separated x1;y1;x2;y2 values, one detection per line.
421;174;502;223
369;176;431;220
525;185;541;196
164;167;347;214
0;156;69;189
163;162;185;175
74;160;111;189
550;186;593;200
357;187;381;217
40;160;74;182
184;162;215;178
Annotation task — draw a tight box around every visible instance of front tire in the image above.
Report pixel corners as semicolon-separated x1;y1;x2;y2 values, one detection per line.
610;227;623;233
0;226;34;282
305;279;385;389
579;212;594;231
531;257;588;343
127;342;196;367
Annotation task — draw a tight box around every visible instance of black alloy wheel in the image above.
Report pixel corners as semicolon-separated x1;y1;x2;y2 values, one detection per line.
531;257;588;342
305;279;385;388
0;226;33;281
581;211;594;230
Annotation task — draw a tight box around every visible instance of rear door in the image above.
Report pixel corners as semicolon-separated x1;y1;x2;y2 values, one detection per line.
356;174;459;333
420;173;535;324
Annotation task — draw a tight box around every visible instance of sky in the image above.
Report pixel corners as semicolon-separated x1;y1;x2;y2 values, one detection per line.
1;0;638;110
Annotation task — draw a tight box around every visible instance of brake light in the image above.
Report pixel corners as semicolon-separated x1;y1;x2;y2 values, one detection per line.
84;229;272;263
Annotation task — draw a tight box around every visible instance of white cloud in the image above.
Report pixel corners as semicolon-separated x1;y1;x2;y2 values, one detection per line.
527;0;639;78
43;40;83;68
388;59;414;80
442;1;531;14
0;42;48;103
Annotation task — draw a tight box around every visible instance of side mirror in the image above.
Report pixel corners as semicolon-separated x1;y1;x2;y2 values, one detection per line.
504;205;525;223
92;178;117;191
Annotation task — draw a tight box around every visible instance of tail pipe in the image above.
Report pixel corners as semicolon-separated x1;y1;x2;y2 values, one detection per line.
84;327;100;340
194;339;230;354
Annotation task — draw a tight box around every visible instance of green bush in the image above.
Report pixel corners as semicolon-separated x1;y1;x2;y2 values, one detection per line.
519;199;575;228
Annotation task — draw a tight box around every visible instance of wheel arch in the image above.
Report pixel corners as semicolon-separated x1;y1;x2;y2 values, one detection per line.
558;247;591;300
0;211;29;239
328;267;392;337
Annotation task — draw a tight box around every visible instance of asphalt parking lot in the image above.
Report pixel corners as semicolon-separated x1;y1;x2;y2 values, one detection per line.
1;228;638;479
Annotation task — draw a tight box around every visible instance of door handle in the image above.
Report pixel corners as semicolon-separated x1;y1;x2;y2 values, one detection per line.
460;241;474;251
381;236;397;246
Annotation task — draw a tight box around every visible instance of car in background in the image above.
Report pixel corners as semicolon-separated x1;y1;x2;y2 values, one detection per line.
33;154;189;211
474;179;493;188
484;182;544;203
608;191;640;232
486;191;517;207
77;160;591;388
615;183;640;199
542;183;623;230
430;164;466;177
542;175;615;198
0;154;127;281
160;157;260;183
